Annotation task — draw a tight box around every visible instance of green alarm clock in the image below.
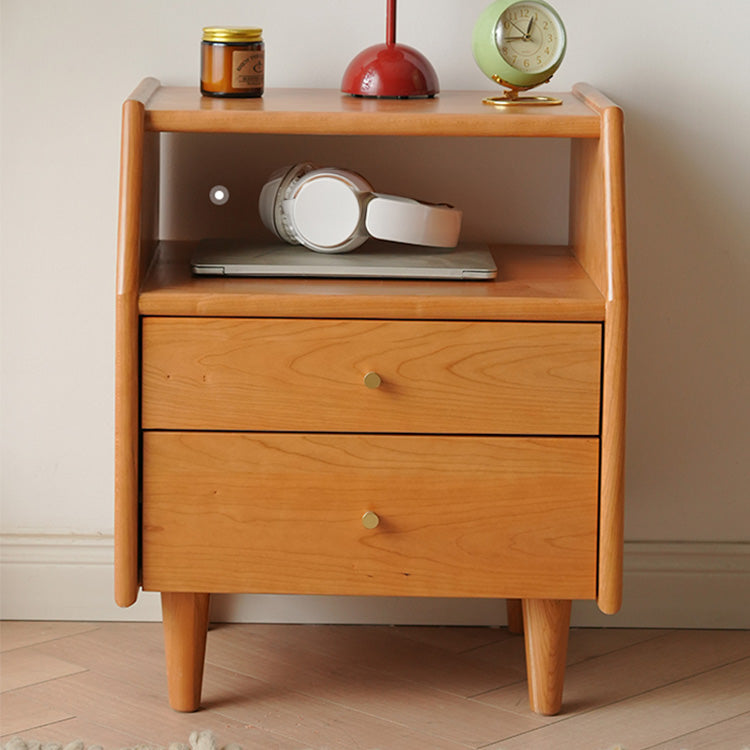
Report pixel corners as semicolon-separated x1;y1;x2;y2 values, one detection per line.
472;0;567;106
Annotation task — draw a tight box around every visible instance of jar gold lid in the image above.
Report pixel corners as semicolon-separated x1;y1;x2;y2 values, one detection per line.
202;26;263;43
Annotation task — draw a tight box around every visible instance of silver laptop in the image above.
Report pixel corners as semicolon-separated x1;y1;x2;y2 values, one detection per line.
191;238;497;281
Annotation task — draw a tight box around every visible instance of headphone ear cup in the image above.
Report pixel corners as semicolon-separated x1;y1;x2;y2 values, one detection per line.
258;163;313;244
289;170;371;252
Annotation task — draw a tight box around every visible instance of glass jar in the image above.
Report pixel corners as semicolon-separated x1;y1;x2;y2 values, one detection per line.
201;27;264;98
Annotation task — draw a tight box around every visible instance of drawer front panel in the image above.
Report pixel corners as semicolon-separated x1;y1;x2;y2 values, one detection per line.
142;432;599;599
142;318;601;434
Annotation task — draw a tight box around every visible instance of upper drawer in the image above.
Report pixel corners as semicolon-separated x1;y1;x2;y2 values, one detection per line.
142;318;601;434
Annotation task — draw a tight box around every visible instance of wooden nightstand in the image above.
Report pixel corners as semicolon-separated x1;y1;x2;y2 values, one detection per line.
115;80;627;716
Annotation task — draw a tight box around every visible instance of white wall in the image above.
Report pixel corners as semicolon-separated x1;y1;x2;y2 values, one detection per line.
1;0;749;625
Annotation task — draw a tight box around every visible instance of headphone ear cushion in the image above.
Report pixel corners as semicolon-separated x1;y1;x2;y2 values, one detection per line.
259;163;313;244
290;172;370;252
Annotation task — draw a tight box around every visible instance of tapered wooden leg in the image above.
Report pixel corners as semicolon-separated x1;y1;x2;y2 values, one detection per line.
161;592;210;712
522;598;571;716
506;598;524;634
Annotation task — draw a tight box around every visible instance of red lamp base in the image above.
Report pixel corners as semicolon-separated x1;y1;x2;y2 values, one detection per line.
341;42;439;98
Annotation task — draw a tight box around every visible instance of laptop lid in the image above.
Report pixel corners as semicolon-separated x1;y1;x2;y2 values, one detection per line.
191;239;497;281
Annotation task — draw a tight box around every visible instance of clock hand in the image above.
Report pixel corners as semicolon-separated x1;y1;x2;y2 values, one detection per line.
509;20;528;36
525;15;535;38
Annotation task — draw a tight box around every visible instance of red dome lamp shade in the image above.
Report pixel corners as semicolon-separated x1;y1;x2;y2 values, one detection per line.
341;0;439;98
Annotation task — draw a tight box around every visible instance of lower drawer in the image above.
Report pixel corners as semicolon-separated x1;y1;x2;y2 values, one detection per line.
142;432;599;599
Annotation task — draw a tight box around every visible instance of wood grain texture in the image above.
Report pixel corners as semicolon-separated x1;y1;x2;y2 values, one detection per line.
161;592;210;712
114;78;161;608
142;433;599;599
571;83;628;614
200;625;543;745
233;622;522;699
6;623;748;747
143;87;601;138
506;599;524;634
477;628;750;718
0;649;86;692
491;657;750;749
138;243;606;321
647;713;750;750
7;669;286;750
522;599;572;716
0;692;74;738
0;622;98;652
142;318;602;435
114;81;628;716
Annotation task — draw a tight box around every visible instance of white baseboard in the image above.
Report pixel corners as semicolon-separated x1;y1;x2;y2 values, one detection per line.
1;534;748;628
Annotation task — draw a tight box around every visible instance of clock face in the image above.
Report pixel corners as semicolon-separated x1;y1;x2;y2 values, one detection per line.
494;1;565;75
472;0;567;91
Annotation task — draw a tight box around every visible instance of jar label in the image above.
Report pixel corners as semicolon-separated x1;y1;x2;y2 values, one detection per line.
232;49;264;89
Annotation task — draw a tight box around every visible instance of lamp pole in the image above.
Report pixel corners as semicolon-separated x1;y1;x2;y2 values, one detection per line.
386;0;397;45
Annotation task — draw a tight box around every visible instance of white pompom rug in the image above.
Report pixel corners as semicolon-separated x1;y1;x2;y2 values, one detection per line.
1;730;240;750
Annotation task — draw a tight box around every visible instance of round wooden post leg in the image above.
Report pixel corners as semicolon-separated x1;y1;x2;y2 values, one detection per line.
522;598;571;716
506;598;524;634
161;592;210;712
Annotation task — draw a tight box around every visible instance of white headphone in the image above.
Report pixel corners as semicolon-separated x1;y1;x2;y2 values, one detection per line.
258;163;462;253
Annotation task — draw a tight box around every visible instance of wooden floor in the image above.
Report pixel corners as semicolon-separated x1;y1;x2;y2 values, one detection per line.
1;622;749;749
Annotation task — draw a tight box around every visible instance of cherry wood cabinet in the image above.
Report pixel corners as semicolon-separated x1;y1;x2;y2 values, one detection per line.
115;79;627;716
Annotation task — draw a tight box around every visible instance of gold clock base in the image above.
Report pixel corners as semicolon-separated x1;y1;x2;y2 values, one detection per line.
483;94;562;107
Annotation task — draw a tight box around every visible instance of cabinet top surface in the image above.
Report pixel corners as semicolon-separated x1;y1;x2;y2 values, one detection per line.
137;84;605;138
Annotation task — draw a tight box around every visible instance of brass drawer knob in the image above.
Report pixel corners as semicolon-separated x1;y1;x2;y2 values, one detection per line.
363;371;382;389
361;511;380;529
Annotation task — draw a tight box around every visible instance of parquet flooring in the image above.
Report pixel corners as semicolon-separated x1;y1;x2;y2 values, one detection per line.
1;622;748;749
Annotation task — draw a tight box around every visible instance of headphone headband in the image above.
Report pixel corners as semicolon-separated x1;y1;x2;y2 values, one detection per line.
366;195;462;247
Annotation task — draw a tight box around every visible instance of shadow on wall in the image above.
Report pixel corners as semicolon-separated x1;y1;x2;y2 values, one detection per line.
159;132;571;246
622;103;749;541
